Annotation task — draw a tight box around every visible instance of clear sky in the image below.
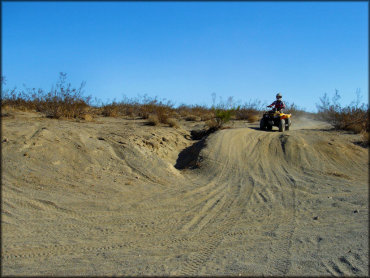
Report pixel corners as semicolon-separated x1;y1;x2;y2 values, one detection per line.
2;1;368;111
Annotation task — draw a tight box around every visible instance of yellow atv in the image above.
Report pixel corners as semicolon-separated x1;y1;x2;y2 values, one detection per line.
260;109;291;132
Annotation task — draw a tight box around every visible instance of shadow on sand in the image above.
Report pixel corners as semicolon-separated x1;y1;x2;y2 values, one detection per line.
174;127;220;169
175;139;206;170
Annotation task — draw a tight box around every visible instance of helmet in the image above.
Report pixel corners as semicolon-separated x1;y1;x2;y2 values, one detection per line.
276;93;282;99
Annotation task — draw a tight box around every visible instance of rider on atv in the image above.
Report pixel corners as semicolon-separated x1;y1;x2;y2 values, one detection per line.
267;93;286;112
260;93;291;132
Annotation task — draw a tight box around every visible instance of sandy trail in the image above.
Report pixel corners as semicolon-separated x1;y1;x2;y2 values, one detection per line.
2;111;368;276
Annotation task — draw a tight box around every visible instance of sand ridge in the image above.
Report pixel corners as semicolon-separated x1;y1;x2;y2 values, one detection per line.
1;111;368;276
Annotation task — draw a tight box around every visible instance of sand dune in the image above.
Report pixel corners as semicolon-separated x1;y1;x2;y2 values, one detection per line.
2;111;368;276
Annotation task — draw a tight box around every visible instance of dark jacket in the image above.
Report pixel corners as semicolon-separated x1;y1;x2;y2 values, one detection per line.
268;100;286;111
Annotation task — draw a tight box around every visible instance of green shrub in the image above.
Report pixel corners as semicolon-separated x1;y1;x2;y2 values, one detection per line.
210;107;238;129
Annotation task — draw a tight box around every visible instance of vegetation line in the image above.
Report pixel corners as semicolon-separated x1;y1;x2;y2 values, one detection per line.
1;73;368;146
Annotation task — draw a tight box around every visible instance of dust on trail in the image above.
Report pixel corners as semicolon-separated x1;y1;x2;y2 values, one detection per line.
2;112;368;276
290;116;331;130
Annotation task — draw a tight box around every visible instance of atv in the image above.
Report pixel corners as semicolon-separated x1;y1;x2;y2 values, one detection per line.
260;108;291;132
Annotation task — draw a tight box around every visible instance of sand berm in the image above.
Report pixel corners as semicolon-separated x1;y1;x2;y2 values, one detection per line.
2;110;368;276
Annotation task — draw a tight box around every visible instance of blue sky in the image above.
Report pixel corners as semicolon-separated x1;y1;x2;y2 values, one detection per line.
2;1;368;111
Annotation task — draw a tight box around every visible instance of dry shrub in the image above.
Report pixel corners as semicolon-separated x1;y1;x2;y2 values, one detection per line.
39;97;90;119
235;108;259;121
1;105;14;117
318;106;368;133
284;102;307;117
1;88;38;112
361;132;369;147
147;114;159;126
120;96;141;117
167;118;179;128
200;112;214;121
185;115;201;121
138;104;152;119
177;108;189;118
155;106;170;124
190;106;211;120
347;123;365;134
171;111;181;119
2;73;91;119
102;104;120;117
135;96;174;124
234;109;249;120
317;91;369;134
81;113;94;121
234;99;264;121
205;118;219;130
177;105;194;118
38;74;90;119
100;101;139;118
88;107;101;116
1;104;10;111
124;105;136;118
177;104;212;121
247;114;259;123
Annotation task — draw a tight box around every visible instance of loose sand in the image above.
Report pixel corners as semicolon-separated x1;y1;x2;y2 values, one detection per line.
1;110;368;276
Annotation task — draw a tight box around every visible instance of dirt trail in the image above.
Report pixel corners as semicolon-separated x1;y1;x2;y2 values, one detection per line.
2;112;368;276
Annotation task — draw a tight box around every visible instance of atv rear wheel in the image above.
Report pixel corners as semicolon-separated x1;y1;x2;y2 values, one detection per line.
279;119;286;132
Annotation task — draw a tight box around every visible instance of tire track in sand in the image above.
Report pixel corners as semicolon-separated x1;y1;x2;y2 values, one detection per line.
177;128;298;275
176;130;257;275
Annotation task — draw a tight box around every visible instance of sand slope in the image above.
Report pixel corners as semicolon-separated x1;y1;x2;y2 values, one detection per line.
2;111;368;276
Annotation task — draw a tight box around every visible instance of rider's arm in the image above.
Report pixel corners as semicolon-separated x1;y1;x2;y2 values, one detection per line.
268;101;276;107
